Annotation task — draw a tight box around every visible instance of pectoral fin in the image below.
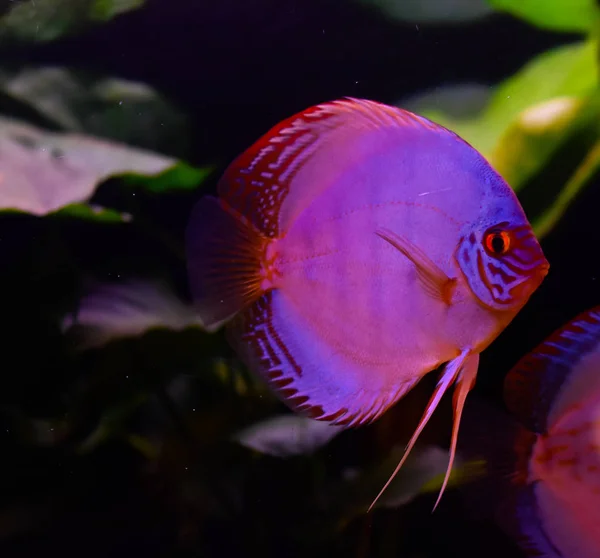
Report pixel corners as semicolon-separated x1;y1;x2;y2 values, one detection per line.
376;227;456;305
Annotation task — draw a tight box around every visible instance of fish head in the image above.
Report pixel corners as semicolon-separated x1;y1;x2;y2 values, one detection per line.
453;174;549;315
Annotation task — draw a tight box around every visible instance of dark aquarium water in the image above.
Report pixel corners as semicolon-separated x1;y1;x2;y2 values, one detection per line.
0;1;598;557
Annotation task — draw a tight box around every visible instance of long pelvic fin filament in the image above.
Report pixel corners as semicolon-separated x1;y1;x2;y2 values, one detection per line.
368;350;474;513
433;357;478;511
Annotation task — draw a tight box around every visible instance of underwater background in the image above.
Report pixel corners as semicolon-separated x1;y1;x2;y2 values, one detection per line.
0;1;598;556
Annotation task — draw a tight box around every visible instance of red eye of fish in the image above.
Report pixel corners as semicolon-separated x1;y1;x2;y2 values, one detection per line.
484;229;511;256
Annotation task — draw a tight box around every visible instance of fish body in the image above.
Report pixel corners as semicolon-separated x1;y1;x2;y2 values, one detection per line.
186;98;548;508
500;306;600;557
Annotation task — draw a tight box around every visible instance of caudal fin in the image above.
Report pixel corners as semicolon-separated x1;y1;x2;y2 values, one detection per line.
186;196;269;330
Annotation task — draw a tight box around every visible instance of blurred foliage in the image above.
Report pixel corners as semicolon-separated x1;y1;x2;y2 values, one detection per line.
0;67;212;219
54;202;132;222
0;0;597;557
487;0;600;33
414;40;598;158
357;0;493;24
0;0;146;43
62;279;206;350
404;36;600;239
0;67;192;157
0;114;177;216
358;0;600;30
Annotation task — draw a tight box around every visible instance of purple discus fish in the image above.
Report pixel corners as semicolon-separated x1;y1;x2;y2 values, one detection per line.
497;306;600;557
186;98;549;509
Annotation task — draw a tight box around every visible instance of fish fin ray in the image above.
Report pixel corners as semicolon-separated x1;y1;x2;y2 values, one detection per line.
368;350;471;512
504;305;600;433
186;196;269;329
376;227;456;305
433;353;479;511
227;290;417;428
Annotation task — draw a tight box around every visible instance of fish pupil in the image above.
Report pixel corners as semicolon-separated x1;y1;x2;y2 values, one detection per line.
491;234;505;254
484;229;510;255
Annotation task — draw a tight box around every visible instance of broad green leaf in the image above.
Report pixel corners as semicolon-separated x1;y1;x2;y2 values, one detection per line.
0;115;176;215
90;0;145;21
533;137;600;238
417;39;598;159
492;95;600;191
402;43;599;242
488;92;600;238
121;163;215;193
52;203;133;222
487;0;600;33
0;0;146;43
0;67;190;158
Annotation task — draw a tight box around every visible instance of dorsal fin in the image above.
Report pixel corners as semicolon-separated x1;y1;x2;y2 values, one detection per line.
216;97;456;238
504;305;600;434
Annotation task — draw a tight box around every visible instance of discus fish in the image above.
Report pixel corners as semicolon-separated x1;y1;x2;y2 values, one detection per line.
186;98;549;510
496;306;600;557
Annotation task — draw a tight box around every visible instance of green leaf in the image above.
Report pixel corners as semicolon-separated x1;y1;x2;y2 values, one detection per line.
533;137;600;238
0;0;147;43
51;203;133;222
77;392;149;453
0;67;190;158
486;91;600;239
417;39;598;159
121;162;215;193
90;0;145;21
0;115;176;216
487;0;600;33
490;94;600;190
404;41;600;241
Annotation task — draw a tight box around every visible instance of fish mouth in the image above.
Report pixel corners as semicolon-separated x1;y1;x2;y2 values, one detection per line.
503;257;549;308
523;258;549;297
537;259;550;279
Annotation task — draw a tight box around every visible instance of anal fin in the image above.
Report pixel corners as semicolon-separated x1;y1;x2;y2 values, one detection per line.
227;290;420;428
